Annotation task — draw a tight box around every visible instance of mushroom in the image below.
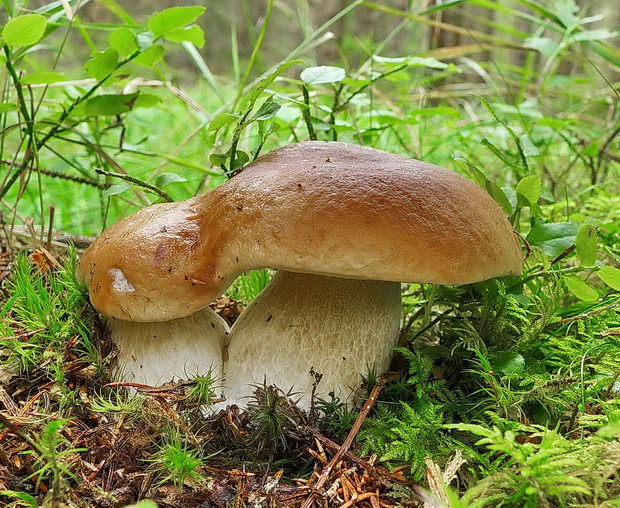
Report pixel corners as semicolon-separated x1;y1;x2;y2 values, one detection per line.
222;141;523;407
78;200;230;386
78;141;522;403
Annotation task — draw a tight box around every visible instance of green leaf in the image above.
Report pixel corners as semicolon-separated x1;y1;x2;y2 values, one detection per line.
492;352;525;375
123;502;158;508
598;266;620;291
133;44;165;67
0;490;38;506
85;49;119;80
300;65;346;85
574;224;597;265
487;181;512;215
134;93;162;109
136;31;154;51
164;25;205;47
209;153;227;168
563;275;598;302
155;172;186;187
519;134;540;157
526;220;578;257
409;106;459;118
0;102;18;112
103;183;132;196
554;0;579;26
524;36;557;57
147;6;206;38
21;71;66;85
570;29;618;43
407;56;448;69
83;93;138;116
2;14;47;47
372;55;409;65
252;100;281;121
231;150;249;170
454;154;512;214
250;60;302;102
207;112;238;132
108;27;138;57
516;175;541;205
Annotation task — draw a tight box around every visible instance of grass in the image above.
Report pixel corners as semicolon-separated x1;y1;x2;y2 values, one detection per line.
0;0;619;506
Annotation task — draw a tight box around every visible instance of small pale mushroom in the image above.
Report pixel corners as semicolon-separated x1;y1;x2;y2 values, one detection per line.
78;141;522;404
77;200;230;386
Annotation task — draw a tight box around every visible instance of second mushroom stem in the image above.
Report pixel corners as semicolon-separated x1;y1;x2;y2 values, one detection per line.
223;271;402;408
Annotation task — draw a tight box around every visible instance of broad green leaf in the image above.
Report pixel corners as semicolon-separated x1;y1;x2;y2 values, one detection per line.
598;266;620;291
155;172;186;187
83;93;138;116
147;6;206;38
526;220;578;257
134;93;162;108
563;275;598;302
0;102;18;112
21;71;65;85
300;65;346;85
164;25;205;47
108;27;138;56
574;224;597;265
252;100;281;121
516;174;541;205
103;183;132;196
492;352;525;375
2;14;47;47
134;44;165;67
85;49;119;80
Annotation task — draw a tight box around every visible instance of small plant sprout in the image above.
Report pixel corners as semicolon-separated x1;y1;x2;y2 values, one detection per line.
149;433;205;488
185;370;221;407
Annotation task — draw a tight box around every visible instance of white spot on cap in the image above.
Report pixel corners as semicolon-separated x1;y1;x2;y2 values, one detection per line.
108;268;135;293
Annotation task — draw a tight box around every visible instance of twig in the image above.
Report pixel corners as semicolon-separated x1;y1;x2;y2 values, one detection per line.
309;430;439;506
550;245;574;265
95;168;173;202
546;301;619;328
302;382;383;508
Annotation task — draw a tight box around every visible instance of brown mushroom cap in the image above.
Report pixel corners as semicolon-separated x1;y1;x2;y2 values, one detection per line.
78;141;522;322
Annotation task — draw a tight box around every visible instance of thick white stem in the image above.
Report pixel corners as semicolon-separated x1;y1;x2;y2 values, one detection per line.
106;307;229;387
224;271;401;408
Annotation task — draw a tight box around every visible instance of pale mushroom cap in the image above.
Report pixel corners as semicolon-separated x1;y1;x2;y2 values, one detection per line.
78;141;523;322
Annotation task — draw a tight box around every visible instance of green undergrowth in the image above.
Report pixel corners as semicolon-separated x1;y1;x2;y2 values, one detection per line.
1;0;619;506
